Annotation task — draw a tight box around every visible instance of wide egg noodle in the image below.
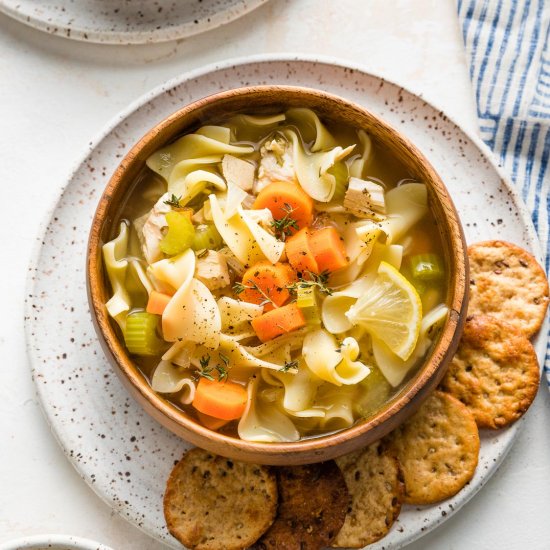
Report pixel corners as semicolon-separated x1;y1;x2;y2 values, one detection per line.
151;360;196;402
238;206;284;264
209;194;262;266
238;375;300;443
165;278;221;349
217;296;263;336
219;334;289;371
266;362;324;414
102;221;131;331
282;128;355;202
209;194;283;266
151;250;220;349
225;113;286;142
314;383;356;431
349;129;373;178
384;183;428;242
285;107;338;152
373;304;449;387
146;128;254;181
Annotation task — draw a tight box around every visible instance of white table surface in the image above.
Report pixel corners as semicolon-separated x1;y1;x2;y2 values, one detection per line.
1;1;549;548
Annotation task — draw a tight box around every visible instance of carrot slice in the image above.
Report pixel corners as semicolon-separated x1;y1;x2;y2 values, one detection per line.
196;411;230;431
239;261;297;311
309;226;348;272
285;228;320;276
146;291;172;315
253;181;314;234
251;303;307;342
192;378;248;421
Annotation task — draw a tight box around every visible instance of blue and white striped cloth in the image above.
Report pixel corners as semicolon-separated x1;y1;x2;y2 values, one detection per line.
457;0;550;381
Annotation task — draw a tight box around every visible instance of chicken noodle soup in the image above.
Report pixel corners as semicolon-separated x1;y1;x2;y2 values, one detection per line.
102;108;449;442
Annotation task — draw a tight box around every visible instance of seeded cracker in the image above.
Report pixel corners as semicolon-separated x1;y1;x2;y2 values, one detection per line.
386;391;479;505
333;441;404;548
440;314;540;429
164;448;277;550
254;461;349;550
468;240;549;337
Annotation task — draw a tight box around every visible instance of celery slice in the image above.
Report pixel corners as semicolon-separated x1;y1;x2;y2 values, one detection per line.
328;161;349;201
192;224;223;251
296;286;321;325
410;253;444;281
124;311;165;356
159;211;195;256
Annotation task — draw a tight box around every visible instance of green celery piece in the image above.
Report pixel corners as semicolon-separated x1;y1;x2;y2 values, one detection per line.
192;224;223;251
124;311;164;356
328;161;349;201
160;211;195;256
296;286;321;325
410;253;444;282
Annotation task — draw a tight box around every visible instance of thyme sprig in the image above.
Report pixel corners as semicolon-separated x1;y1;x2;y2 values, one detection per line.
196;354;229;382
287;270;333;296
233;280;277;308
270;203;299;241
279;359;299;373
164;194;183;208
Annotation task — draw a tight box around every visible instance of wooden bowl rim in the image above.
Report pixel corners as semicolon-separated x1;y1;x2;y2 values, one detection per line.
87;85;468;463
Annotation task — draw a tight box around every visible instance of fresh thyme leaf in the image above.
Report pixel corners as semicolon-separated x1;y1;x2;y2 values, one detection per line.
164;194;183;208
270;203;299;241
196;354;230;382
215;364;229;382
279;359;299;373
233;282;247;295
287;270;333;296
196;355;214;381
233;280;276;307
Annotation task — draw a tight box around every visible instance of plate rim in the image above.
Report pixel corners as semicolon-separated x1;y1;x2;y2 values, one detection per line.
0;0;270;45
0;534;114;550
23;54;548;550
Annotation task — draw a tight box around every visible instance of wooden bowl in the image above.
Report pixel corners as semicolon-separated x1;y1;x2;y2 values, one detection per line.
87;86;468;465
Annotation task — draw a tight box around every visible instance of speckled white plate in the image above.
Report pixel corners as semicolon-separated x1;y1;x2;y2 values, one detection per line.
0;534;113;550
0;0;268;44
25;56;548;549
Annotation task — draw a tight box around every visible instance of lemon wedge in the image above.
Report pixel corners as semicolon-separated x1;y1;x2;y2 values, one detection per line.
345;261;422;361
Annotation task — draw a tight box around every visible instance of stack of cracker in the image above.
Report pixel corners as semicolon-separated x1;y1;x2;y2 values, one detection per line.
162;240;549;550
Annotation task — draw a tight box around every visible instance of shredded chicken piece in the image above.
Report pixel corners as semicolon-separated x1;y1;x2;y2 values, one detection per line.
343;177;386;220
255;136;296;193
139;193;172;264
194;250;230;291
222;154;255;191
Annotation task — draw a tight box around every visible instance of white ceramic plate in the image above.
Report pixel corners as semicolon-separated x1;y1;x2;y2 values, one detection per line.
0;0;268;44
25;56;548;549
0;534;113;550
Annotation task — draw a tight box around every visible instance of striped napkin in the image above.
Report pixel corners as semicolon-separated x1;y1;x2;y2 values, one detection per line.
457;0;550;381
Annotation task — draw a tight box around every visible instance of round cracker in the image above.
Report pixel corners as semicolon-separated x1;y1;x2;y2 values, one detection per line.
254;461;349;550
386;391;479;505
164;448;277;550
468;240;549;337
440;314;540;429
334;441;404;548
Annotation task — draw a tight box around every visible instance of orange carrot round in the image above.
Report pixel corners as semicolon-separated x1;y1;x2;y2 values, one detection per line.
196;411;230;431
253;181;314;234
251;303;306;342
239;261;297;311
285;227;320;276
192;378;248;421
308;226;348;273
146;291;172;316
